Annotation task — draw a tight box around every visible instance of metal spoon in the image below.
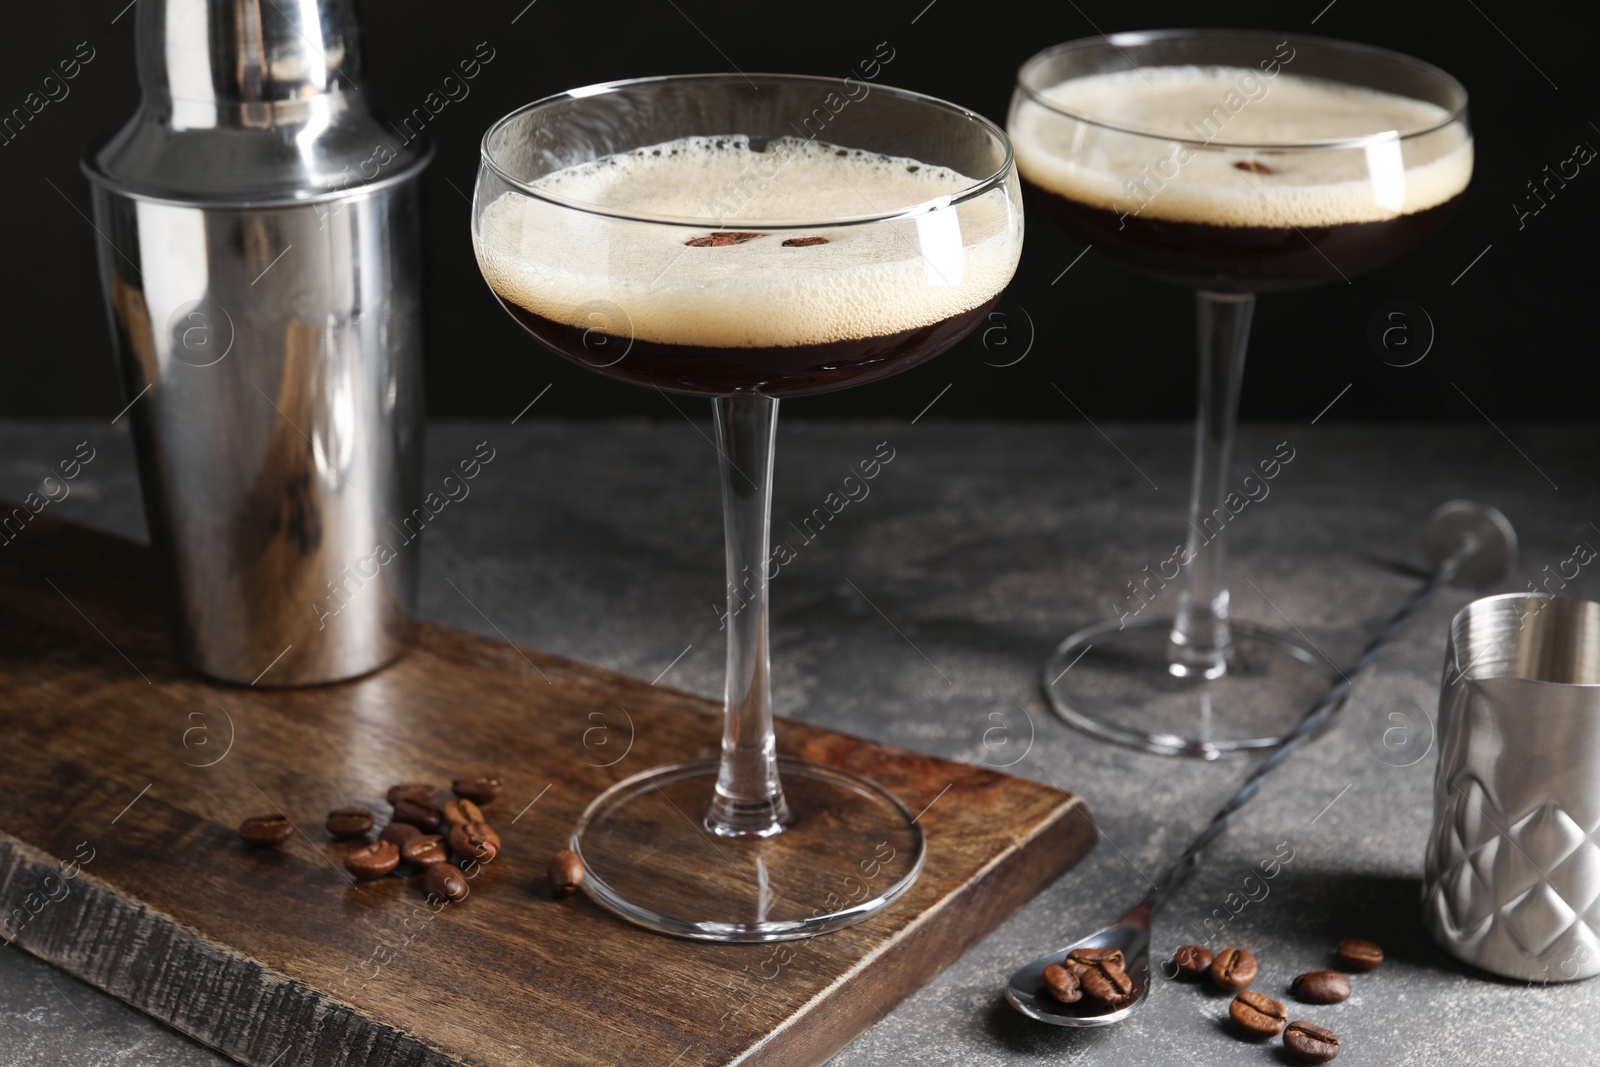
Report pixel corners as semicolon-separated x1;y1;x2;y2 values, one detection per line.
1006;501;1516;1026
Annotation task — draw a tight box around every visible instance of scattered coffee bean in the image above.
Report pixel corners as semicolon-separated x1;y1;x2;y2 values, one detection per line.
442;798;485;828
549;849;585;896
1078;957;1137;1007
1291;970;1352;1004
378;822;422;847
449;820;501;862
386;784;435;806
325;806;374;839
451;775;503;804
1230;990;1288;1039
391;797;443;832
1172;944;1214;980
1209;947;1258;991
1334;939;1383;972
345;840;400;881
423;862;470;903
1284;1020;1341;1062
238;814;294;845
1042;963;1082;1004
400;834;448;867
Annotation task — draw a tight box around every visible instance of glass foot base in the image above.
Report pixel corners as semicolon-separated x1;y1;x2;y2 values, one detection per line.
571;756;926;941
1042;615;1332;759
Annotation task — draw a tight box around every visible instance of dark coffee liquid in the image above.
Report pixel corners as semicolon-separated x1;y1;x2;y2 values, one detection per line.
498;297;998;397
1022;178;1463;292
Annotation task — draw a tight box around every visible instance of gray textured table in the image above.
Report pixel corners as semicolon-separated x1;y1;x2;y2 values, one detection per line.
3;419;1598;1066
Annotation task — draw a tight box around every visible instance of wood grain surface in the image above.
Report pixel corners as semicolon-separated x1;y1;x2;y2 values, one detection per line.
0;512;1095;1067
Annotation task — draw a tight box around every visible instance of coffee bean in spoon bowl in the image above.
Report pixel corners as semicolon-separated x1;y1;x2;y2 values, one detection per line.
1042;964;1082;1004
1077;956;1136;1008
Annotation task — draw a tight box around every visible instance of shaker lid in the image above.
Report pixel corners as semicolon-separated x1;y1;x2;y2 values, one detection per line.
84;0;430;206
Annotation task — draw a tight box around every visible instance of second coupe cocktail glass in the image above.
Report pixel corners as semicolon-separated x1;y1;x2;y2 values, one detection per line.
1009;31;1472;757
474;75;1022;939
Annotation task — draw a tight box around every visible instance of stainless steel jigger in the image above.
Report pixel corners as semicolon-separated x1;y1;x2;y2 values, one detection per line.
1424;591;1600;982
84;0;430;684
1008;501;1517;1026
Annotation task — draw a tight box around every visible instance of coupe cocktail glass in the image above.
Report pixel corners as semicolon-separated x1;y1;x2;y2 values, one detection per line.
1008;31;1471;757
474;74;1022;938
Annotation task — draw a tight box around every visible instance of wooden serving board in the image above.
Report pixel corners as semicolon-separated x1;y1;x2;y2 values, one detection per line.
0;512;1095;1067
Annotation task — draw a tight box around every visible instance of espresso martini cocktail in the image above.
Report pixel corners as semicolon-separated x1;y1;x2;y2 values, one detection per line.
1008;32;1473;758
474;74;1021;941
476;134;1019;396
1010;64;1473;291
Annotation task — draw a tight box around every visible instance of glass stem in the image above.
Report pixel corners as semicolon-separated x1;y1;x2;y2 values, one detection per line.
1168;291;1254;680
707;392;792;838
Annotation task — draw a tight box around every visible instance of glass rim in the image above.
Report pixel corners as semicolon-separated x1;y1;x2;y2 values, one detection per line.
478;72;1015;229
1014;28;1471;151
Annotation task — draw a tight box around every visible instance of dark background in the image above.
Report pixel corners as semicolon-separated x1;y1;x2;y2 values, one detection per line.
3;1;1590;421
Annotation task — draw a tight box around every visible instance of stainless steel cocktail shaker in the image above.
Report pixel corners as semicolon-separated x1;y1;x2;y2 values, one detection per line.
84;0;430;685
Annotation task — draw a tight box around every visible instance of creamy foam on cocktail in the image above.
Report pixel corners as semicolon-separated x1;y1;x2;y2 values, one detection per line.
1010;67;1473;229
474;135;1021;351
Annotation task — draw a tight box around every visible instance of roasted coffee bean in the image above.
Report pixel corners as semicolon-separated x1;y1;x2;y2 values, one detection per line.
1172;944;1214;980
401;834;448;867
452;775;503;804
386;784;435;806
1209;947;1258;991
1042;964;1081;1004
449;820;500;862
423;863;469;903
549;849;584;896
378;822;422;847
1065;947;1124;970
1333;939;1383;972
345;840;400;881
1229;990;1288;1039
325;806;373;839
391;797;443;832
442;798;485;828
238;814;294;845
1078;958;1136;1007
1291;970;1352;1004
1284;1021;1341;1062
